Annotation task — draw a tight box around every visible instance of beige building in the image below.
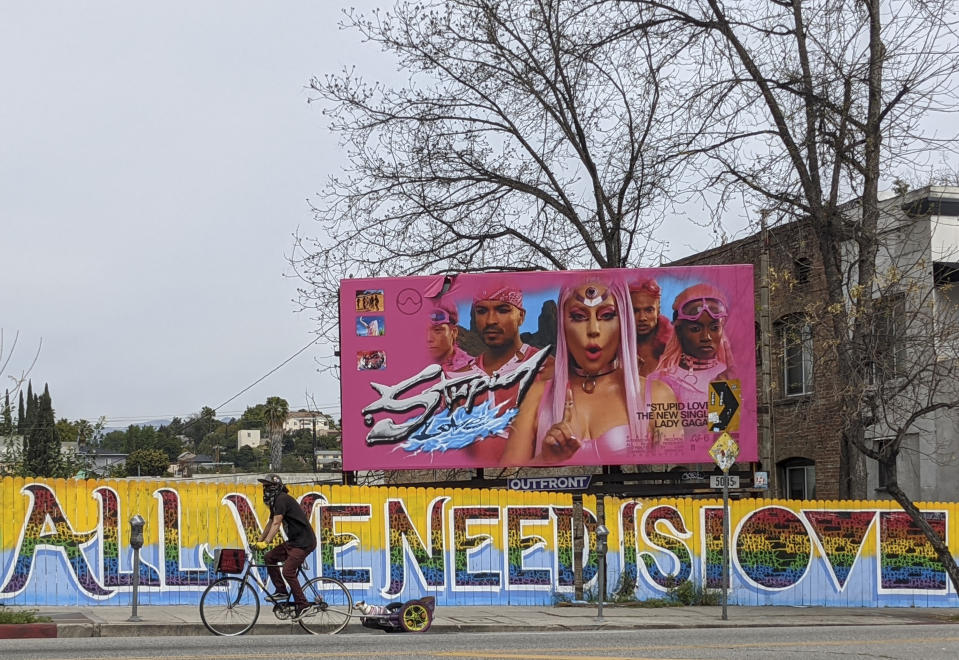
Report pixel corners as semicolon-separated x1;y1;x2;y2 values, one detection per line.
237;429;261;450
282;411;333;435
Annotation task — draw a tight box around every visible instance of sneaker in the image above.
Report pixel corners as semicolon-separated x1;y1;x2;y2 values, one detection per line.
292;604;313;621
266;591;290;603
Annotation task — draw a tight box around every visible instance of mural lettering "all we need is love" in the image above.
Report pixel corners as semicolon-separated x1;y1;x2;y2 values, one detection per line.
0;477;954;607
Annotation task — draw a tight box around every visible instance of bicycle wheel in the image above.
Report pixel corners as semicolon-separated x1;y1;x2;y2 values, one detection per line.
296;576;353;635
200;576;260;636
399;600;433;632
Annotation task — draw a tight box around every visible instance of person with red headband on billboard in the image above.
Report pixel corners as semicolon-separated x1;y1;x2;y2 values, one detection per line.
457;283;552;463
426;300;474;372
647;282;735;441
629;279;674;377
500;278;679;465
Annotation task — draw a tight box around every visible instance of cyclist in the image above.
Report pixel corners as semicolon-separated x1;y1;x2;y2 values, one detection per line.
251;474;317;619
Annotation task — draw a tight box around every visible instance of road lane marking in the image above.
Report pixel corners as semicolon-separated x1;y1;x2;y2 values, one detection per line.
22;634;959;660
438;654;694;660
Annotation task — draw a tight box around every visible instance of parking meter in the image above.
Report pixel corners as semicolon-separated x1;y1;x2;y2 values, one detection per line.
129;514;145;549
596;524;609;554
595;524;609;620
128;514;145;621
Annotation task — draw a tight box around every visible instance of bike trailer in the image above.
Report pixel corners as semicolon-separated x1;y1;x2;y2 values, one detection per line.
357;596;435;633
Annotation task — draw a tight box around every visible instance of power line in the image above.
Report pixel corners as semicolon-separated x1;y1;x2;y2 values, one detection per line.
10;338;341;432
210;335;326;414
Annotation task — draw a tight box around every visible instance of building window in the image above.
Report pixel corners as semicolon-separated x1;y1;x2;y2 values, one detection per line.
795;257;812;285
870;294;906;382
780;458;815;499
778;315;813;396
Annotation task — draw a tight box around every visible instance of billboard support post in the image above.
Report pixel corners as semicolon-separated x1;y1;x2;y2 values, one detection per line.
572;493;583;601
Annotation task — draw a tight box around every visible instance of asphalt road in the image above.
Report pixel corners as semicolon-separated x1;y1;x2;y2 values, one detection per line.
2;624;959;659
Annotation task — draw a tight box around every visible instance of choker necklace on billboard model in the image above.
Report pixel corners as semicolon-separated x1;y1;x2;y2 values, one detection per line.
680;353;719;370
572;359;619;394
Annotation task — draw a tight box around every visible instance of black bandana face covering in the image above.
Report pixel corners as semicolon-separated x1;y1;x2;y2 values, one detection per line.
262;486;279;508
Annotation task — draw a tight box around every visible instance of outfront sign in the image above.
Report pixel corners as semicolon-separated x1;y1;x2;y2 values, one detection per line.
340;265;757;471
507;476;592;491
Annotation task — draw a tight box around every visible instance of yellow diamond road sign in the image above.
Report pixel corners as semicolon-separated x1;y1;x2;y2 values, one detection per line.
709;432;739;473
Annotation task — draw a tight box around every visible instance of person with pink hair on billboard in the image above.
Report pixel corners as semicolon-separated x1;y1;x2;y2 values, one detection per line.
426;301;474;371
500;278;678;466
647;282;735;440
629;278;674;377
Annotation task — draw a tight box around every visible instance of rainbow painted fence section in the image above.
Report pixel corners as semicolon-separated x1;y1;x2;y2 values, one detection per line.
0;477;956;607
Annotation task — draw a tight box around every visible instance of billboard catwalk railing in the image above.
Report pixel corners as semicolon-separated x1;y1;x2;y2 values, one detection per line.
0;477;956;607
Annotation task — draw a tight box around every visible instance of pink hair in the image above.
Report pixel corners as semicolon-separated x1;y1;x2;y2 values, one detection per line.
629;278;662;298
537;278;644;445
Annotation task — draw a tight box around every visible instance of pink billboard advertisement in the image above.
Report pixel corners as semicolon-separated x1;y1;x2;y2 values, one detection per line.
339;266;757;471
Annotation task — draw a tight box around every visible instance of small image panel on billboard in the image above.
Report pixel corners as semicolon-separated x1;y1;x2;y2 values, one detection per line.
355;289;384;312
356;315;386;337
357;350;386;371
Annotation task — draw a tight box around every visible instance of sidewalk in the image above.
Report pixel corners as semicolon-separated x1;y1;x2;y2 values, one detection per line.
7;603;956;638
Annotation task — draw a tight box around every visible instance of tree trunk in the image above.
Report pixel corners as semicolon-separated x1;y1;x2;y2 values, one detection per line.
839;427;868;500
886;480;959;595
269;431;282;472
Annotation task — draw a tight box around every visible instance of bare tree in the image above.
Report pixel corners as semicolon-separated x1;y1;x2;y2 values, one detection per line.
293;0;703;340
0;330;41;462
0;330;41;398
624;0;959;587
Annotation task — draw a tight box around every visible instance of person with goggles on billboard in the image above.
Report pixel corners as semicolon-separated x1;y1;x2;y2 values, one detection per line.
426;301;474;372
648;283;735;440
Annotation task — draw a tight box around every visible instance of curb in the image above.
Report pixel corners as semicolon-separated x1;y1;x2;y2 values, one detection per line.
0;623;58;639
0;619;899;639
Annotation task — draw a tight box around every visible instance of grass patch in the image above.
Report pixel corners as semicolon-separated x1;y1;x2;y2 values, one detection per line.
0;606;52;624
554;576;722;608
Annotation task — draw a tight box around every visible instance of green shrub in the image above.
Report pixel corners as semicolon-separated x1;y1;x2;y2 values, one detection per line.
0;607;51;624
552;575;721;608
667;579;721;606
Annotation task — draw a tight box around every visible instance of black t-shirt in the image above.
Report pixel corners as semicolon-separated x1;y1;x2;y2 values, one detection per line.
270;492;317;548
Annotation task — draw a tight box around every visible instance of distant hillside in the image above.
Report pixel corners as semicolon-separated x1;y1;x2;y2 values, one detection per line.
103;417;232;434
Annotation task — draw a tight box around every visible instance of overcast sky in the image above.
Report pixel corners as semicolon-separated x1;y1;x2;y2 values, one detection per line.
2;1;724;427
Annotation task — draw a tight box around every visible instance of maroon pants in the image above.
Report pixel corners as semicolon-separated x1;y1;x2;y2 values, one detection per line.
265;541;316;608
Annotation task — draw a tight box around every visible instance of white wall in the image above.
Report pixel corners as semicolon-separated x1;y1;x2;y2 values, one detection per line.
237;429;261;450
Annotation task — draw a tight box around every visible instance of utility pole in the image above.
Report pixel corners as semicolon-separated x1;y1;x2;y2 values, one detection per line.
312;418;318;472
759;210;776;494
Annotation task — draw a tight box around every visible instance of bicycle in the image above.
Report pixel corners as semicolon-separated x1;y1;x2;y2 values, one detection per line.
200;548;353;636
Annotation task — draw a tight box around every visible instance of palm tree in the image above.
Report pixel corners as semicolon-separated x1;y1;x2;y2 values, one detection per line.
263;397;289;471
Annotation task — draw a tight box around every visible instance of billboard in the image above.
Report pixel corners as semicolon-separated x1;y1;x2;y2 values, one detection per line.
339;266;756;471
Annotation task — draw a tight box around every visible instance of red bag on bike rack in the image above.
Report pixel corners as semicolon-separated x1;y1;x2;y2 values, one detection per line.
213;548;246;573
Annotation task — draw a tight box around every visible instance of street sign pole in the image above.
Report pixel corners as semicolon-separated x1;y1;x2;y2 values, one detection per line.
709;431;739;623
721;477;729;621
